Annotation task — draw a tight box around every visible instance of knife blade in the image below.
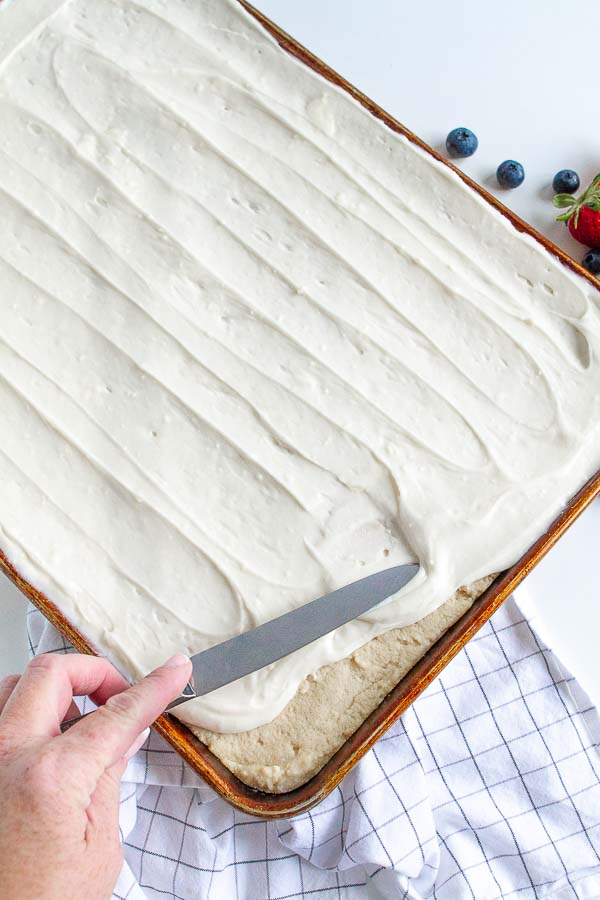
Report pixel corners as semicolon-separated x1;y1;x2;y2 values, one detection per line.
60;563;419;731
169;562;419;706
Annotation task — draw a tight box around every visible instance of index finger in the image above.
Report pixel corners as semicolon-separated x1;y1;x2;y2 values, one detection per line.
62;653;192;769
0;654;128;741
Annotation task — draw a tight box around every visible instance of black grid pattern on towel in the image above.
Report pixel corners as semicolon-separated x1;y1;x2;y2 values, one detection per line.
26;595;600;900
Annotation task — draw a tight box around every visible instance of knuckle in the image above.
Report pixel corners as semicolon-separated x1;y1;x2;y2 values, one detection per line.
27;653;62;675
102;690;137;724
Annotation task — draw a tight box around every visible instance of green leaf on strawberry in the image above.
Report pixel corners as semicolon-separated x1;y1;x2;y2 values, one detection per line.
553;173;600;247
553;194;578;209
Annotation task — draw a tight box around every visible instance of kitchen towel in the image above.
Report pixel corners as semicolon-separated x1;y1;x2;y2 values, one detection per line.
27;594;600;900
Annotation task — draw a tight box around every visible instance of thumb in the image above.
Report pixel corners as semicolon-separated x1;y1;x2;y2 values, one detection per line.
62;653;192;770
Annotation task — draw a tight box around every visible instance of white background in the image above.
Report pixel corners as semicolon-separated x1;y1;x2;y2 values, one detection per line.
1;0;599;703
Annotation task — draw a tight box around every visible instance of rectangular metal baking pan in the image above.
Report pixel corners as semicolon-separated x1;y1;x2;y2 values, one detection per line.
1;0;599;818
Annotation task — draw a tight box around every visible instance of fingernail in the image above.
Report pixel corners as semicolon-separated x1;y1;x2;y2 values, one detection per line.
163;653;191;669
125;727;150;760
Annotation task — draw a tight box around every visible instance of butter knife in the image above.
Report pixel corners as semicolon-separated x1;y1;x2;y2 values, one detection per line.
61;563;419;730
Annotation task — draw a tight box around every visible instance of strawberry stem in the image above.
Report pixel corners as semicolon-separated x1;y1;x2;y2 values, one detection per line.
554;173;600;228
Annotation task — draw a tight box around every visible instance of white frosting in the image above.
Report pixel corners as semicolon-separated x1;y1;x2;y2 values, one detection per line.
0;0;598;733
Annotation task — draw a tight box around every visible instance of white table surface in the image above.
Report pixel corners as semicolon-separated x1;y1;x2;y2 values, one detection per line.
1;0;599;703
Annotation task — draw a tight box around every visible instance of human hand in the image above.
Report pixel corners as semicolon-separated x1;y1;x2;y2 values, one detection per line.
0;652;192;900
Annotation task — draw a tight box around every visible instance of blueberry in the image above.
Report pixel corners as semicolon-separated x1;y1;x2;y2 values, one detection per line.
446;127;478;159
496;160;525;189
552;169;580;194
582;249;600;276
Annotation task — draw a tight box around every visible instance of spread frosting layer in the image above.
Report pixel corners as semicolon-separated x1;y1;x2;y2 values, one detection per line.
0;0;598;733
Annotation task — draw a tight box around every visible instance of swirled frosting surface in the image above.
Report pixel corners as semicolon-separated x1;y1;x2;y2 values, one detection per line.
0;0;599;732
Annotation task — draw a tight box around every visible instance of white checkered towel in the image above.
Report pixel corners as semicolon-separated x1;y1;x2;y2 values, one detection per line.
27;595;600;900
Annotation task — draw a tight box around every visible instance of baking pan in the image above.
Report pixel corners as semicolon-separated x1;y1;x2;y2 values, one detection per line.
1;0;600;818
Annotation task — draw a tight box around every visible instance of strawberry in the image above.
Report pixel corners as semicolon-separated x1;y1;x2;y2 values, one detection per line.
553;173;600;248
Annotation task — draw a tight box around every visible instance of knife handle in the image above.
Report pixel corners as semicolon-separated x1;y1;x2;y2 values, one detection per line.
60;711;92;733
